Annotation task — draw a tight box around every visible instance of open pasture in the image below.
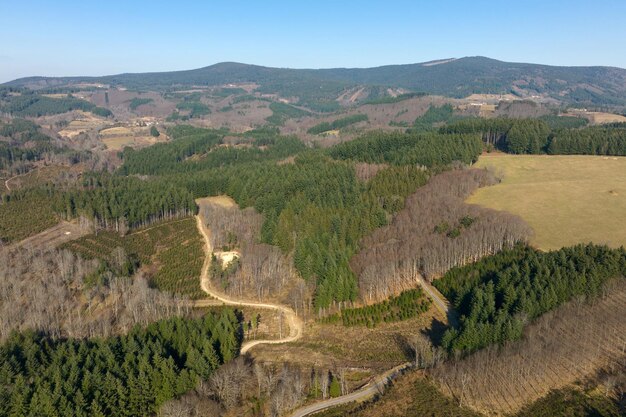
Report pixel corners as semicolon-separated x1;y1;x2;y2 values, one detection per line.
467;154;626;250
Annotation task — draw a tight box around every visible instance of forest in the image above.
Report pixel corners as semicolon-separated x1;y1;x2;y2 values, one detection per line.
0;311;241;417
1;91;112;117
321;288;431;327
307;114;368;135
434;243;626;353
351;169;532;302
128;97;153;110
328;130;483;166
0;118;88;175
442;117;626;155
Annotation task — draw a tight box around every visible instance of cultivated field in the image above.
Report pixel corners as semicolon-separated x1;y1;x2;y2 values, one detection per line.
467;154;626;250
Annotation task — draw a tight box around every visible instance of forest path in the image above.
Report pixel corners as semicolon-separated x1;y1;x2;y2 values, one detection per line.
417;275;456;326
194;208;303;354
289;362;412;417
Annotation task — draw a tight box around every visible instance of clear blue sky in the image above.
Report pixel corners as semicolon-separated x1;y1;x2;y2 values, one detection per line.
2;0;626;83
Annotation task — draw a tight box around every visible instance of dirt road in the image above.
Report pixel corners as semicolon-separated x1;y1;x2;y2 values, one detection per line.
13;221;86;251
416;275;456;325
289;362;412;417
195;212;303;354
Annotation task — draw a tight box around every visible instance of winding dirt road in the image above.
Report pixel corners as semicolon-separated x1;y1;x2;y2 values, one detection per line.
195;214;303;354
194;199;450;416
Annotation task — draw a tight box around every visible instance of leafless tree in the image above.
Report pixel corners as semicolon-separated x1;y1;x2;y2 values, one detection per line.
352;168;532;302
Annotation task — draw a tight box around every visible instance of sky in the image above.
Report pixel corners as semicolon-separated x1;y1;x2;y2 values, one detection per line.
1;0;626;83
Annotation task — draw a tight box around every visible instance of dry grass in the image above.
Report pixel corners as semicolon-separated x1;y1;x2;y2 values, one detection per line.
14;221;87;251
58;112;109;138
100;126;134;136
467;154;626;250
198;195;237;208
251;307;445;372
101;136;135;150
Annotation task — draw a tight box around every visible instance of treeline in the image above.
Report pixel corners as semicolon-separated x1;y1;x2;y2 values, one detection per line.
411;104;458;131
328;131;483;167
0;245;194;341
0;311;241;417
5;125;476;309
119;127;224;175
352;169;532;302
548;124;626;155
1;92;112;117
266;102;311;125
442;117;626;155
307;114;368;135
538;114;588;130
321;288;431;327
0;119;88;173
119;127;305;175
434;244;626;353
128;97;153;110
45;174;197;230
441;118;550;154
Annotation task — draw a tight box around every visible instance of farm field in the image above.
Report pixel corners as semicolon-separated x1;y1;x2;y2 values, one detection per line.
467;154;626;250
61;217;205;298
99;125;165;150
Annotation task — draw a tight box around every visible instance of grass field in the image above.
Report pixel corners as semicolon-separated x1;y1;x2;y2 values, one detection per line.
467;154;626;250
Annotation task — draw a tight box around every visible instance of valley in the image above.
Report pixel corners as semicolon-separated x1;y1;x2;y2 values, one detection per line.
1;52;625;417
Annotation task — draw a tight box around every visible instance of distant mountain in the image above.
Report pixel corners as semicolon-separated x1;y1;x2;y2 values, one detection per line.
5;57;626;109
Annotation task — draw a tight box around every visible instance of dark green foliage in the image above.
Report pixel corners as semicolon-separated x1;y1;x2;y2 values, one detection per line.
434;244;626;353
322;289;431;327
514;387;623;417
328;131;483;167
149;125;160;137
266;102;311;125
62;218;205;298
120;129;224;175
329;376;341;397
506;119;551;154
176;100;211;118
307;114;368;135
13;57;626;107
0;191;58;243
411;104;458;131
119;127;304;175
441;118;551;153
53;174;197;228
91;106;113;117
1;92;111;117
128;97;153;110
0;311;241;417
0;119;69;170
16;125;430;308
539;115;588;130
547;125;626;155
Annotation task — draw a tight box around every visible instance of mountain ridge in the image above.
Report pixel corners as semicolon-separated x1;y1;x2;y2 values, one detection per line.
5;56;626;108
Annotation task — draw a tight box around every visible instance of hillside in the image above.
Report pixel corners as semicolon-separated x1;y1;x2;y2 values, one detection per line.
5;57;626;108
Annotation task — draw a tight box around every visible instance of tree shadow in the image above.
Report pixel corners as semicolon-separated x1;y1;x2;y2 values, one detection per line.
425;317;449;347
